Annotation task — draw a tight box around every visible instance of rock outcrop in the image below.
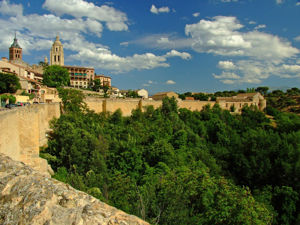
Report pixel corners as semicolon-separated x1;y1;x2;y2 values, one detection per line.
0;154;149;225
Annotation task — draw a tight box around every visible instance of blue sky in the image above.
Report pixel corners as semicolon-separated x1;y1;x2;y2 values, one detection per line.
0;0;299;94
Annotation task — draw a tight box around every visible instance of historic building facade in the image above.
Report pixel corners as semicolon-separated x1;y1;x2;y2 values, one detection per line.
49;36;111;89
94;74;111;87
216;92;267;112
63;65;95;89
0;35;43;99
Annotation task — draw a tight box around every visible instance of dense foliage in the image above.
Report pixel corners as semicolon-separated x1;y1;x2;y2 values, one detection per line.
0;72;21;94
42;89;300;224
0;94;16;104
266;88;300;113
178;88;260;101
42;65;70;87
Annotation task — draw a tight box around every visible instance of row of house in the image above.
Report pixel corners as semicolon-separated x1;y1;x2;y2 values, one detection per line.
0;34;112;102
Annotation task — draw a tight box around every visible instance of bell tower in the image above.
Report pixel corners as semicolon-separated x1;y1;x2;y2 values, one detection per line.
9;33;22;62
50;35;64;66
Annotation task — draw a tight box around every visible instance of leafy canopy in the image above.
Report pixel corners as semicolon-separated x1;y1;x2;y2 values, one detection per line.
0;72;21;94
43;96;300;225
42;65;70;88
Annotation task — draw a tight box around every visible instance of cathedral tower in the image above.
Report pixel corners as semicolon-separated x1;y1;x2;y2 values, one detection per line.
50;35;64;66
9;33;22;62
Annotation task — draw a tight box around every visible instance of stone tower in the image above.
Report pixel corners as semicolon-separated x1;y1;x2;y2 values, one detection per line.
50;35;64;66
9;33;22;62
44;56;48;65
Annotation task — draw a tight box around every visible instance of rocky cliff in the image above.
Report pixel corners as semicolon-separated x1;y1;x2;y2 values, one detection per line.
0;154;149;225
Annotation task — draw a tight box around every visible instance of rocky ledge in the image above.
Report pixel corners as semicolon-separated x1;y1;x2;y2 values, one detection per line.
0;154;149;225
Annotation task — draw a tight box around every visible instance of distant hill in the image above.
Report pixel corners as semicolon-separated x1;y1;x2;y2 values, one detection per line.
266;88;300;115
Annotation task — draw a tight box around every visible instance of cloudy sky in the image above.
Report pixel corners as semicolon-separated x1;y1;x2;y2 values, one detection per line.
0;0;299;93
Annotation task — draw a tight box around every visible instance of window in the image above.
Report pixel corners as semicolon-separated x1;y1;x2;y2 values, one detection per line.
58;56;60;62
54;55;56;62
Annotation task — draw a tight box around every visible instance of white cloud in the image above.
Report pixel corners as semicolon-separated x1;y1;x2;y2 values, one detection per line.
157;37;170;44
213;72;240;79
249;21;256;25
221;79;235;84
0;1;191;74
214;60;300;85
193;12;200;18
244;31;298;61
150;4;170;14
165;50;191;60
220;0;238;2
43;0;128;31
295;36;300;42
120;42;129;46
0;0;23;16
166;80;176;85
297;2;300;6
132;15;299;84
218;61;236;70
67;38;191;73
143;80;155;87
281;64;300;74
276;0;284;4
185;16;299;61
254;24;266;30
185;16;251;56
135;34;194;49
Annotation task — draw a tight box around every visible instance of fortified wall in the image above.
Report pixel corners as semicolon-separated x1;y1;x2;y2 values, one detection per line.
85;97;215;116
0;99;215;175
0;103;60;175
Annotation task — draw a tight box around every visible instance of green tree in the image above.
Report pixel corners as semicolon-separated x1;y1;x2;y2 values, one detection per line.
102;85;110;98
43;65;70;87
58;88;87;113
0;72;21;93
255;86;269;95
127;90;138;98
247;87;256;93
91;79;101;92
38;61;49;68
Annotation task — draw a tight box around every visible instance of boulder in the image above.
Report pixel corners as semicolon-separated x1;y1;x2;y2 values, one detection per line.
0;154;149;225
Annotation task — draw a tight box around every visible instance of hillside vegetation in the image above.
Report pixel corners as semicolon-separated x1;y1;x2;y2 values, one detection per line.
42;88;300;225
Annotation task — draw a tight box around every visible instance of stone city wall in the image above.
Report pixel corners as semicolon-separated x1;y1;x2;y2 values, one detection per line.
0;103;60;174
85;97;215;116
177;100;215;111
0;99;215;174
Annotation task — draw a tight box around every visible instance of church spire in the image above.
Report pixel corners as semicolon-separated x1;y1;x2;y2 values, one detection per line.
10;32;21;48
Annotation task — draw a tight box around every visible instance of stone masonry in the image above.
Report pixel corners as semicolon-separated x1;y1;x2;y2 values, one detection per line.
0;154;149;225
